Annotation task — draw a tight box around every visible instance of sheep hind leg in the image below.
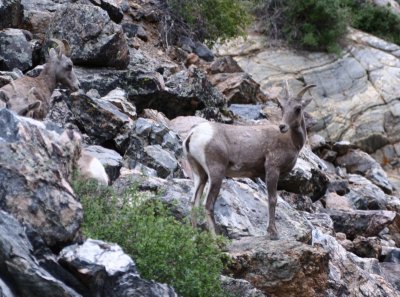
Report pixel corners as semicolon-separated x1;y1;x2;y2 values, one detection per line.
187;155;207;228
266;169;279;240
204;170;224;236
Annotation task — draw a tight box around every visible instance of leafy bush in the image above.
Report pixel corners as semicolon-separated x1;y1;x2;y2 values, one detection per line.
166;0;252;45
73;179;228;297
283;0;350;53
346;0;400;45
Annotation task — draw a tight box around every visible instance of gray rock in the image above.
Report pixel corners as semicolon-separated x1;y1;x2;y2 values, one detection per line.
46;4;129;69
142;145;178;178
70;92;134;144
0;28;32;71
0;0;23;29
382;247;400;263
312;230;398;296
221;276;267;297
193;41;214;61
83;145;123;182
278;147;329;201
0;210;81;297
59;239;179;297
326;209;396;239
228;104;264;121
210;56;243;74
122;23;147;40
101;87;137;119
177;36;195;53
0;109;82;248
303;212;335;236
380;263;400;292
336;149;393;194
227;237;330;297
99;0;124;23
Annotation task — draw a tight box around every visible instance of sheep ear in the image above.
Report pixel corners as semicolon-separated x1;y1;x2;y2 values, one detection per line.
55;46;63;58
296;84;316;100
49;48;57;60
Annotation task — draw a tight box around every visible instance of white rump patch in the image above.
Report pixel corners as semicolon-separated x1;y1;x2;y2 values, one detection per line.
188;122;214;173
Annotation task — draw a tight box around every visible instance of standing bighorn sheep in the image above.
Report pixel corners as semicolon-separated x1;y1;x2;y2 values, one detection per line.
0;45;80;118
183;84;316;239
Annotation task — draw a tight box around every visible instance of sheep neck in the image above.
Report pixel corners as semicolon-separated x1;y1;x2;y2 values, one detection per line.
38;62;57;92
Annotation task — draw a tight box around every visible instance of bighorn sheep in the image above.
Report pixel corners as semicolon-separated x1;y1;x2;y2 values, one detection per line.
0;44;80;119
183;84;316;239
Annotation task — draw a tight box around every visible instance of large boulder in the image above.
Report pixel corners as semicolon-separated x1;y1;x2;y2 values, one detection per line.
0;0;23;29
227;237;330;297
0;28;32;71
0;210;81;297
312;230;398;296
46;4;129;69
59;239;179;297
0;108;82;249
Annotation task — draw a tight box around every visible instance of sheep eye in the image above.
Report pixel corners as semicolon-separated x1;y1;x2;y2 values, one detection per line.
65;64;72;71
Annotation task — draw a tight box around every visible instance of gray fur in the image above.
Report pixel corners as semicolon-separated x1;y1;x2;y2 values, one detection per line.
183;84;316;240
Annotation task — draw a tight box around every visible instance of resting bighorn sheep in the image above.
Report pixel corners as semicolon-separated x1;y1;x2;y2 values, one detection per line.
183;84;316;239
0;44;80;119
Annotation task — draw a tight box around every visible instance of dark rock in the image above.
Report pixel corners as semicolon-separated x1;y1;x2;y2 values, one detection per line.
193;41;214;61
312;230;398;296
177;36;195;53
227;237;329;297
83;145;123;182
70;92;134;145
352;236;382;258
336;149;393;194
278;147;329;201
100;0;124;23
0;210;81;297
59;239;179;297
209;72;261;104
326;209;396;240
279;191;316;212
210;56;242;74
221;276;267;297
0;28;32;71
122;23;140;38
0;109;82;249
382;247;400;263
0;0;23;29
46;4;129;69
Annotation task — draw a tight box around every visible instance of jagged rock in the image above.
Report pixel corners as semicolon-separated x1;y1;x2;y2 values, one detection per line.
228;104;265;121
70;92;134;145
83;145;123;182
0;210;81;297
0;28;32;71
345;174;389;210
312;230;398;296
220;276;267;297
227;237;330;297
323;192;353;210
101;87;137;119
113;173;313;241
382;247;400;263
210;56;242;74
326;209;396;240
46;4;129;69
209;72;261;104
388;214;400;247
0;0;23;29
304;212;335;236
380;263;400;292
133;67;225;118
193;41;214;61
0;109;82;248
43;91;77;129
59;239;179;297
278;147;329;200
279;191;316;212
352;236;382;259
142;145;179;178
336;149;393;193
98;0;124;23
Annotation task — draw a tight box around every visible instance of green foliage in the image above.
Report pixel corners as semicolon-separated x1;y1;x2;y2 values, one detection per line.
167;0;252;45
283;0;350;53
73;178;229;297
346;0;400;45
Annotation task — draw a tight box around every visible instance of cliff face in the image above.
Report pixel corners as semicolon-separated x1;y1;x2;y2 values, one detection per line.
0;0;400;296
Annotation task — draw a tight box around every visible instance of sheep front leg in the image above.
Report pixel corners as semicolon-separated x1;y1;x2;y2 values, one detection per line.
266;169;279;240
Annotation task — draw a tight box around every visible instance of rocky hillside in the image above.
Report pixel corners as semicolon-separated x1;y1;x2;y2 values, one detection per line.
0;0;400;296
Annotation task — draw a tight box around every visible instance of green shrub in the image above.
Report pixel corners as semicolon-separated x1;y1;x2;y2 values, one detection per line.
283;0;350;53
73;179;228;297
346;0;400;45
166;0;252;45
